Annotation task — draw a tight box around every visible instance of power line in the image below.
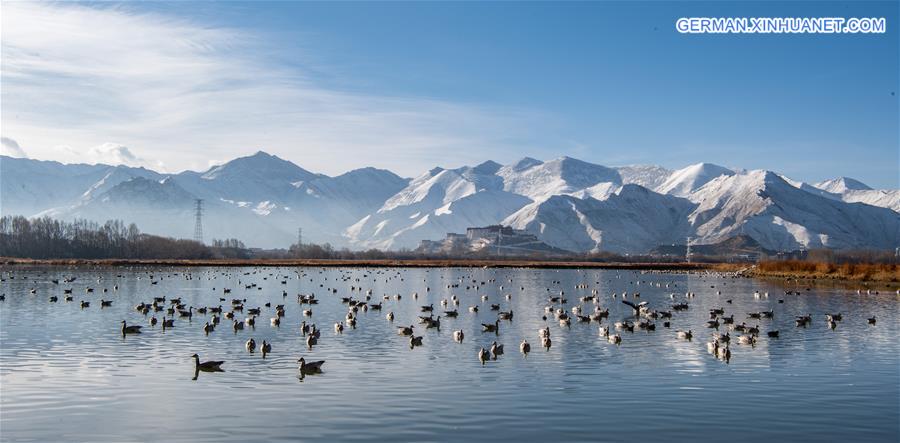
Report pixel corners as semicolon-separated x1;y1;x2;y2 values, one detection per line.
193;199;204;244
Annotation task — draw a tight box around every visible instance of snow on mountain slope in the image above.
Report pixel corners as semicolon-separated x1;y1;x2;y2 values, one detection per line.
815;177;873;193
348;190;531;250
497;156;621;200
43;176;298;246
5;152;898;252
345;163;526;249
688;170;900;250
0;156;160;217
656;162;734;197
615;165;672;190
778;174;841;201
177;151;324;204
77;167;165;202
303;167;408;203
504;184;696;253
380;163;504;213
840;189;900;212
784;175;899;212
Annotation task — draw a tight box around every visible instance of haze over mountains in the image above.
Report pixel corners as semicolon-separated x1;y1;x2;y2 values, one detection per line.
2;151;898;253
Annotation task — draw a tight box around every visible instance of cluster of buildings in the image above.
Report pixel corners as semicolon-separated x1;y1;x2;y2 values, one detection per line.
417;225;569;256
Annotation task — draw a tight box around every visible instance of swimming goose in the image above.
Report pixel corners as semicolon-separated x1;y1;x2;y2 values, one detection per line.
409;335;423;347
203;322;214;335
233;319;244;331
298;357;325;373
608;334;622;345
490;341;504;357
334;322;344;333
398;325;414;335
478;347;489;362
306;334;318;347
677;330;692;340
261;341;271;357
80;301;90;308
767;330;779;338
444;310;459;318
867;316;876;325
270;316;281;327
482;320;500;333
245;316;256;327
101;300;113;307
149;316;158;326
303;309;312;317
737;335;756;345
246;338;256;352
386;311;394;321
498;310;513;320
599;326;609;337
121;320;142;335
716;345;731;361
589;309;609;322
192;354;224;371
453;330;464;342
538;327;550;338
542;336;552;348
520;339;531;354
162;317;175;328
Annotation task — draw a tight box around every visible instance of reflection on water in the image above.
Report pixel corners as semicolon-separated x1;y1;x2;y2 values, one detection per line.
1;266;898;442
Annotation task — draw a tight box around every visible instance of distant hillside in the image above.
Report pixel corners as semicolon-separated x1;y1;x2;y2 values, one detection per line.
3;153;898;252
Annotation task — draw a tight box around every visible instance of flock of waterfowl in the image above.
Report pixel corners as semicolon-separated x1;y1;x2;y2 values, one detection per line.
1;267;889;378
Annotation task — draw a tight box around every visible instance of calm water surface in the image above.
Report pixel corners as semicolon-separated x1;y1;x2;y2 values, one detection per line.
1;266;898;442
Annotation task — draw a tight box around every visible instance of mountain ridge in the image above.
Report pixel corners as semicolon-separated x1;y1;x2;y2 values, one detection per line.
2;152;897;252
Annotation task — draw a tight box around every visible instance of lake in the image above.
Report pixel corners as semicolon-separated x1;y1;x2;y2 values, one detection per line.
1;266;897;442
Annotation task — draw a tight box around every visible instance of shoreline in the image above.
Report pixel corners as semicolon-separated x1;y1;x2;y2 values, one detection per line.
3;258;897;287
0;257;716;270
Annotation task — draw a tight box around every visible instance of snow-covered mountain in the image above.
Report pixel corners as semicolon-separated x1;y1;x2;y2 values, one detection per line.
2;152;897;253
503;185;696;253
815;177;872;194
687;171;899;251
655;162;735;197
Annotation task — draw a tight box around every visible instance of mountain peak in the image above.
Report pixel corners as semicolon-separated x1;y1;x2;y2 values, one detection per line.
509;157;543;171
815;176;873;193
472;160;502;175
202;151;318;182
656;162;735;196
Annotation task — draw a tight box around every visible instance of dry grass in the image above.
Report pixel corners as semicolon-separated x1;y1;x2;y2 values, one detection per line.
752;260;900;282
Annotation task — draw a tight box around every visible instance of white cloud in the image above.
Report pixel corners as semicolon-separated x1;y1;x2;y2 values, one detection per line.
58;142;163;169
0;137;28;158
1;2;557;176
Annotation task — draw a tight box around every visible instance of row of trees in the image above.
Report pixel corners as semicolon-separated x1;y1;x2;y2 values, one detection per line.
0;216;246;260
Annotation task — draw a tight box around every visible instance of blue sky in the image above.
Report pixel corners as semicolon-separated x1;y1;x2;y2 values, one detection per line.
1;1;897;187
